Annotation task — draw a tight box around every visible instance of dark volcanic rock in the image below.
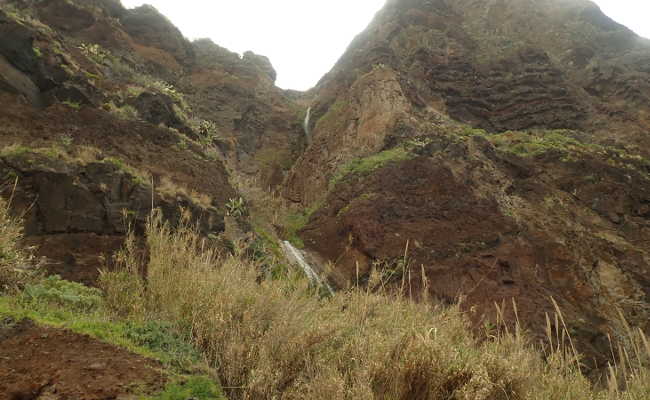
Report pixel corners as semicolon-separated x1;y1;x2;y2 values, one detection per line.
120;4;194;67
0;151;224;284
284;0;650;367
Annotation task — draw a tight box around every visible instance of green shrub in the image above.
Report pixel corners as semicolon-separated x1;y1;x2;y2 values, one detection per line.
191;119;220;146
125;320;201;366
226;197;246;217
78;43;111;65
22;275;102;312
146;376;224;400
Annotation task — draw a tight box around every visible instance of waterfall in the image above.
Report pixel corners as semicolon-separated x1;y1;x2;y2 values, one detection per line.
303;107;312;144
281;241;333;295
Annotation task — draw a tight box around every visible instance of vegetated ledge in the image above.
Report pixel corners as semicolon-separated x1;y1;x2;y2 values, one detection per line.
0;145;225;283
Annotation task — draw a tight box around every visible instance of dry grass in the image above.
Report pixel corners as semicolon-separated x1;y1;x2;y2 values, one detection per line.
157;176;213;209
0;191;39;293
99;211;650;399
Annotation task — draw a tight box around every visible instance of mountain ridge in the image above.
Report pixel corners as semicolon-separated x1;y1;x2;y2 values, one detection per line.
0;0;649;376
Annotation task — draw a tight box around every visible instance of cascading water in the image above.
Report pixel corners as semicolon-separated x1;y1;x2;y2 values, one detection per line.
303;107;312;144
281;240;333;295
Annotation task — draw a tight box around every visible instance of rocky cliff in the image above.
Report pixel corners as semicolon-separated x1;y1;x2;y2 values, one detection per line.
1;0;649;370
285;0;650;365
0;0;303;283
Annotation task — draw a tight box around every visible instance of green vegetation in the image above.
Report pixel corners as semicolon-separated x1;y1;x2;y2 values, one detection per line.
255;147;294;171
58;133;74;148
83;70;102;81
487;130;585;158
131;74;188;110
225;197;246;217
452;127;650;177
0;145;151;187
283;201;323;248
61;100;81;110
329;146;411;189
284;212;308;248
1;3;53;34
23;275;102;312
0;280;203;369
105;101;140;121
0;144;70;165
337;192;377;218
285;141;418;246
32;46;42;58
0;200;224;399
192;119;221;146
103;157;150;186
314;98;348;132
78;42;111;65
144;376;224;400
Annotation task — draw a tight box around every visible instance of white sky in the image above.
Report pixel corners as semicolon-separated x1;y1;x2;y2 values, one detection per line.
121;0;649;91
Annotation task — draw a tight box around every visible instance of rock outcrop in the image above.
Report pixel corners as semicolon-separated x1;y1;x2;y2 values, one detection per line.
285;0;650;365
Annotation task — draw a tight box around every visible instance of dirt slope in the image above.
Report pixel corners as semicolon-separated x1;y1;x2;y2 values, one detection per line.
0;319;164;400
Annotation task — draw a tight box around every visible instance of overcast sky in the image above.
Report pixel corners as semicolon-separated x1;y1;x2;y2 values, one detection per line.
121;0;649;91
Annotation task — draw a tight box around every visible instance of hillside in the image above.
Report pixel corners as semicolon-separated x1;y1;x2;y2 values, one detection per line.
0;0;304;284
286;0;650;365
0;0;649;398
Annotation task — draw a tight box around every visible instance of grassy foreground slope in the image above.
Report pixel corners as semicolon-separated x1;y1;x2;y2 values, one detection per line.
0;197;225;400
1;197;650;399
102;213;650;399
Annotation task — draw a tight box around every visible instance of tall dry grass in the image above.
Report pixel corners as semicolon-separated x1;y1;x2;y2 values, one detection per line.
100;211;650;400
0;189;39;293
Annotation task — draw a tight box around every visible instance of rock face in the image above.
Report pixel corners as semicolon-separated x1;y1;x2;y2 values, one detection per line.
0;94;233;283
1;0;649;371
0;0;251;283
285;0;650;364
184;38;304;188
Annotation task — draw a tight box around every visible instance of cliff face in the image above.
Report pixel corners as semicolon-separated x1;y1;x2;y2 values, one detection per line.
285;0;650;363
1;0;649;368
0;0;303;283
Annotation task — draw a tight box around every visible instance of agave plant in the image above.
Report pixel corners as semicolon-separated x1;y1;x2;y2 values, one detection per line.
226;197;246;217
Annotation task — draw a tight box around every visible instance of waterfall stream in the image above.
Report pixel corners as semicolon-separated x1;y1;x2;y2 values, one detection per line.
303;107;312;144
281;241;333;295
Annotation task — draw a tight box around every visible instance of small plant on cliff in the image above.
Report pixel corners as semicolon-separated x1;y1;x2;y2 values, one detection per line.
225;197;246;217
61;100;81;110
58;133;73;148
194;119;220;146
78;43;111;65
141;78;187;107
